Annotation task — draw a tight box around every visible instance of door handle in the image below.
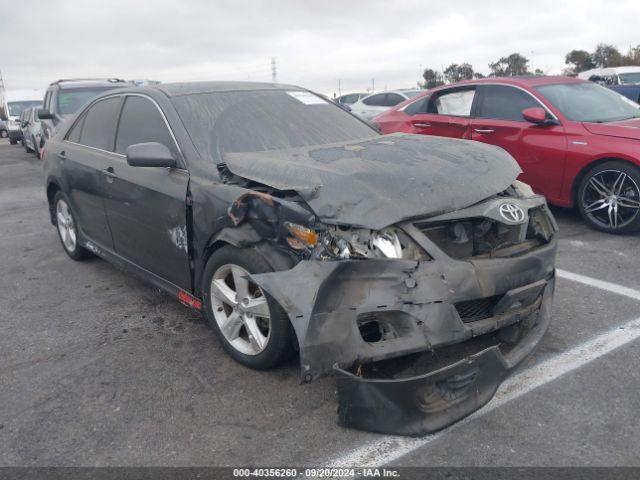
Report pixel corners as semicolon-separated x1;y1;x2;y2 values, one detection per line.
102;167;117;182
412;122;431;128
474;128;495;134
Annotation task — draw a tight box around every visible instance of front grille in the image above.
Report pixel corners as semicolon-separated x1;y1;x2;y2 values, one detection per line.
454;295;502;323
416;206;554;260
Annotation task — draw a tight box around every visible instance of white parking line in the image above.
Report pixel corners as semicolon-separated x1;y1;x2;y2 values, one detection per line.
557;269;640;301
328;270;640;467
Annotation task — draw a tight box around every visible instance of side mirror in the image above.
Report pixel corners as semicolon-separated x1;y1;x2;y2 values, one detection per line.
38;108;53;120
126;142;177;168
522;107;557;125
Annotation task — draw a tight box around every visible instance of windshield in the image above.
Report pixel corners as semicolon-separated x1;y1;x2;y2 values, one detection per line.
172;89;377;161
537;82;640;122
619;72;640;85
8;101;41;117
57;87;117;115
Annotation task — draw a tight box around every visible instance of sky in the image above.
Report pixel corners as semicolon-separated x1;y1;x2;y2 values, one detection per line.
1;0;639;97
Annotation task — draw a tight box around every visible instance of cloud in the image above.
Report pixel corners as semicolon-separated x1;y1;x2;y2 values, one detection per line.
1;0;639;94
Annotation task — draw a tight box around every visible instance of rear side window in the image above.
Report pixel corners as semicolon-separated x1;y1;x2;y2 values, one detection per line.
477;85;540;122
403;96;429;115
430;89;475;116
78;97;122;151
115;96;176;155
384;93;405;107
363;94;387;106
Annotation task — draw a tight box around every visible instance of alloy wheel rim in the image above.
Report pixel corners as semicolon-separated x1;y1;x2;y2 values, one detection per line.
56;199;77;252
210;264;271;356
582;169;640;230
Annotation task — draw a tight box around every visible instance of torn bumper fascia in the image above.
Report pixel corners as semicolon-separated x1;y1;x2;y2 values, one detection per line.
250;238;556;435
335;275;554;436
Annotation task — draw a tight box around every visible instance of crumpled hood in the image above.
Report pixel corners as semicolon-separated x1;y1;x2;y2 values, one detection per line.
223;133;521;230
583;118;640;140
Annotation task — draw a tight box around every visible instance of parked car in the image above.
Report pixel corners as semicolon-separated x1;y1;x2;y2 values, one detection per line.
42;81;556;436
334;92;368;105
609;84;640;103
578;66;640;85
0;120;7;138
375;76;640;234
3;93;42;145
20;106;45;156
349;89;423;122
38;78;130;141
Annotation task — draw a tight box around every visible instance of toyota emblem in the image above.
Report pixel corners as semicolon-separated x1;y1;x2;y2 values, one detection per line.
499;203;526;223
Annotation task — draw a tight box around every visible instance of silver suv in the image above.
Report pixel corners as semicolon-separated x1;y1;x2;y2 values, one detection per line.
38;78;130;141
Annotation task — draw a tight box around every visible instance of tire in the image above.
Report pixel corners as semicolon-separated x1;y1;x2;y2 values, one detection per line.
9;137;17;145
24;139;33;153
202;245;295;370
32;136;40;157
52;191;93;261
577;160;640;234
0;130;7;138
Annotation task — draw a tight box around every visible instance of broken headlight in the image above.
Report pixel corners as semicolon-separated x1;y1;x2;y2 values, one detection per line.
282;221;427;261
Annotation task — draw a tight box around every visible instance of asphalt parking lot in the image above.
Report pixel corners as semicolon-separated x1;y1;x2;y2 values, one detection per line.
1;139;640;467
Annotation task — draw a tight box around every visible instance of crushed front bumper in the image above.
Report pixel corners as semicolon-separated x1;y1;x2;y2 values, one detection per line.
251;232;556;435
335;274;554;435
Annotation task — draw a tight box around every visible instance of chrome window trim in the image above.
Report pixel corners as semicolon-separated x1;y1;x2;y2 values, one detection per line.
416;82;559;121
62;91;184;160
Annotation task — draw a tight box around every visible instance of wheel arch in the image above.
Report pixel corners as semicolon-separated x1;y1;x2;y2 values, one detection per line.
46;180;62;225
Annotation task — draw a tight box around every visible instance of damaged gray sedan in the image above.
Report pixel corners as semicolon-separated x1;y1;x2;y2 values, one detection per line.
42;82;557;436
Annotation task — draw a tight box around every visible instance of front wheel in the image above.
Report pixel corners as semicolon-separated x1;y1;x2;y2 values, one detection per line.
577;161;640;234
202;245;295;370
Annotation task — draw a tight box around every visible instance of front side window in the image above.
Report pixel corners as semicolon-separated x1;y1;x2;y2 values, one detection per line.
431;89;475;116
78;97;122;150
477;85;541;122
362;94;387;106
57;87;117;115
537;82;640;122
115;96;176;155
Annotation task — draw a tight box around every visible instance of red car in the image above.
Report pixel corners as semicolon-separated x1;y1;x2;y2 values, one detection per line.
375;76;640;234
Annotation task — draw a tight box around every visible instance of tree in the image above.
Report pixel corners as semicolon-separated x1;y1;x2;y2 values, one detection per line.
592;43;624;67
564;49;595;75
442;63;475;83
624;45;640;66
473;72;486;79
420;68;445;89
488;53;530;76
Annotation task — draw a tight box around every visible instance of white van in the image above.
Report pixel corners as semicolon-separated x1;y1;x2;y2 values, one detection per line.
578;66;640;86
1;90;43;145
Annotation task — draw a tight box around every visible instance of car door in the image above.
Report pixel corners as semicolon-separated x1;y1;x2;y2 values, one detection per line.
406;86;475;139
102;94;191;290
60;96;123;249
470;84;567;200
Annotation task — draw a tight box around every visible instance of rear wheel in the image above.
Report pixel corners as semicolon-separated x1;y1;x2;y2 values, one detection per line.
0;130;7;138
9;136;17;145
31;136;40;157
577;161;640;234
202;245;295;369
53;191;93;260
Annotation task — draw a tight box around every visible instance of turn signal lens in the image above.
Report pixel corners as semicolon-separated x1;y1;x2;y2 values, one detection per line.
284;222;318;248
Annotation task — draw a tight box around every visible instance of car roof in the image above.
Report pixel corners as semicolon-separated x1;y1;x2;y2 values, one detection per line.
433;75;585;91
151;81;306;97
52;79;130;89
